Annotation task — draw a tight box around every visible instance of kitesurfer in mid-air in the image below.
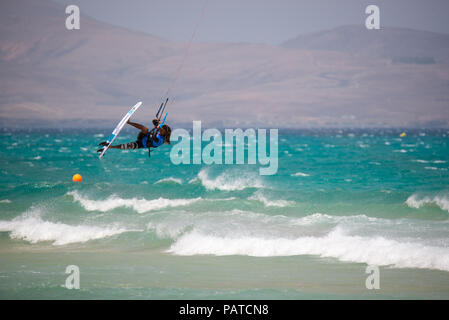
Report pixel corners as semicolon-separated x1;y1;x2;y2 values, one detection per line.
97;119;171;158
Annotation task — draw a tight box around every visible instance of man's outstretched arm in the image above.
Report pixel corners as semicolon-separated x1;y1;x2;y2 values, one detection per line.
127;120;148;133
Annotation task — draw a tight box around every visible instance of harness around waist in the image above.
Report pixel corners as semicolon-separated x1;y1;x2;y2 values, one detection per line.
142;129;164;148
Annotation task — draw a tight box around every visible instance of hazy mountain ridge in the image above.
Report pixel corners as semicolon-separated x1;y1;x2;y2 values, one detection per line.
282;25;449;64
1;0;448;128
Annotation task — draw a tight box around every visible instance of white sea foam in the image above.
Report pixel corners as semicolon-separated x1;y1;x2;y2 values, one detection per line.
154;177;183;185
406;194;449;212
147;220;192;239
197;169;263;191
68;191;201;213
167;227;449;272
292;213;379;226
0;199;11;203
204;197;237;202
413;160;429;163
188;177;199;184
143;209;449;271
118;167;138;171
0;210;130;245
291;172;310;177
248;192;294;207
413;159;447;164
151;210;381;242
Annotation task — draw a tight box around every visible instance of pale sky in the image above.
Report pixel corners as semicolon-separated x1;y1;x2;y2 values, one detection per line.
55;0;449;44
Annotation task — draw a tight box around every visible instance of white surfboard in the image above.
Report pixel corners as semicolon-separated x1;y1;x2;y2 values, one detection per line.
98;101;143;159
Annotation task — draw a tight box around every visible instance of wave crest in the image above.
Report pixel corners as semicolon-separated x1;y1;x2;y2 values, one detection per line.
0;209;131;245
167;227;449;272
291;172;310;177
248;192;293;207
406;193;449;212
68;191;201;213
154;177;183;185
197;169;263;191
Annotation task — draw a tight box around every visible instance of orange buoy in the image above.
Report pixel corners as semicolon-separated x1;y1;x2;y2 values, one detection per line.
72;174;82;182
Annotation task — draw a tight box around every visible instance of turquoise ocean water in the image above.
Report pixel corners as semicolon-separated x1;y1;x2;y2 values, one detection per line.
0;128;449;299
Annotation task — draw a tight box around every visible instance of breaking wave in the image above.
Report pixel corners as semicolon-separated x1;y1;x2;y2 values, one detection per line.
406;193;449;213
68;191;201;213
167;227;449;272
291;172;310;177
0;209;132;245
197;169;263;191
248;192;294;207
154;177;183;185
